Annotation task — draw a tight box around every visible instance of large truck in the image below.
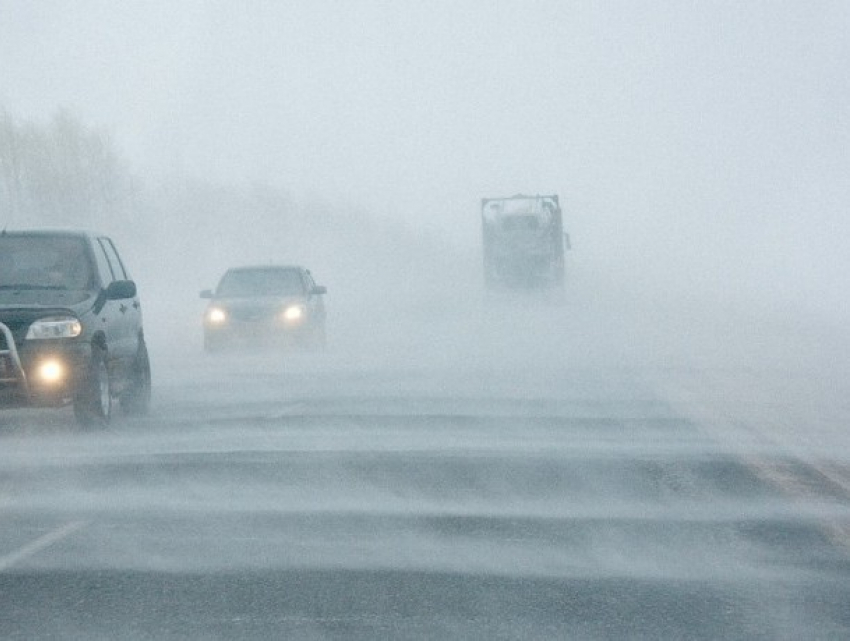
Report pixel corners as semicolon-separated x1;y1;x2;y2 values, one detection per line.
481;194;568;290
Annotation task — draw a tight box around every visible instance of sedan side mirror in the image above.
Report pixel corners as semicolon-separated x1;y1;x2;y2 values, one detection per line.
200;289;213;299
312;285;327;295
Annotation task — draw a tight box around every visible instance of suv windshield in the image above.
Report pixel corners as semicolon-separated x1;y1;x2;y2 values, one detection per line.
216;268;304;297
0;236;94;291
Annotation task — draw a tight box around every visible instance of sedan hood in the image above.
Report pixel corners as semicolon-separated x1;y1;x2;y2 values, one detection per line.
214;295;305;309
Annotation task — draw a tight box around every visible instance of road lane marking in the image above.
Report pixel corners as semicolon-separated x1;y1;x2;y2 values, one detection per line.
0;520;88;571
654;372;850;551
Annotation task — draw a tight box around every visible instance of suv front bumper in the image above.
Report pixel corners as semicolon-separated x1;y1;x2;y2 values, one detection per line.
0;322;90;407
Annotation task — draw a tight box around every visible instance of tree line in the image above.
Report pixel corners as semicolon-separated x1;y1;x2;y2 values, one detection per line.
0;107;464;301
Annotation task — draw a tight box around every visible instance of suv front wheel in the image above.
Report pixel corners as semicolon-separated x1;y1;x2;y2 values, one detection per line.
73;347;112;427
120;338;151;416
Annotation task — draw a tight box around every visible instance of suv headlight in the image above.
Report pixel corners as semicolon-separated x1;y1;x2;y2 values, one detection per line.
26;316;83;340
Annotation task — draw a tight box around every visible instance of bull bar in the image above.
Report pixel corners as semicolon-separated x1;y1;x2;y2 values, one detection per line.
0;321;29;395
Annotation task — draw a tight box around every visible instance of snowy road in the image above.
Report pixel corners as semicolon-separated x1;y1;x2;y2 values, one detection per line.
1;316;850;639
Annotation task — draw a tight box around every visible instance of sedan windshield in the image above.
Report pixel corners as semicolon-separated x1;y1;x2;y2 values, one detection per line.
216;268;304;297
0;236;94;290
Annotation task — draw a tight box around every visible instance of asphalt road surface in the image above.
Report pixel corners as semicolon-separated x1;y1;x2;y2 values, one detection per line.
2;309;849;640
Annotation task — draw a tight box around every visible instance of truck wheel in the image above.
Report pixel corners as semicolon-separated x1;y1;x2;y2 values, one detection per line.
73;347;112;428
120;338;151;416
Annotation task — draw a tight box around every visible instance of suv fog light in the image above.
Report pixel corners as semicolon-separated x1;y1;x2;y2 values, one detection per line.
37;359;65;384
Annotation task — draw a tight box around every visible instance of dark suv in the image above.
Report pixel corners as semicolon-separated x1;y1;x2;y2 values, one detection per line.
201;265;327;352
0;230;151;426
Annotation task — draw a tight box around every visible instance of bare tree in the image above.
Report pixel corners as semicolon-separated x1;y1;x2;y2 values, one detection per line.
0;108;136;230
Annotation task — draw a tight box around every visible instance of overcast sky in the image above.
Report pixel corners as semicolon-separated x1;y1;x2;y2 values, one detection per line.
1;1;848;311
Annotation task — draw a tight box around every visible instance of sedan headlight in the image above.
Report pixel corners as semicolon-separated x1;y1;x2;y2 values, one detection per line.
281;305;305;324
206;307;227;325
26;316;82;340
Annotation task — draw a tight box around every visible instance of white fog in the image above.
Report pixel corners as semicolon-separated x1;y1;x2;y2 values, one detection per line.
1;2;849;639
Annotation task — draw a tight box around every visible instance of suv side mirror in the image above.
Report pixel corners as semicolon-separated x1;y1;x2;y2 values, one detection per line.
106;279;137;300
200;289;213;299
312;285;327;295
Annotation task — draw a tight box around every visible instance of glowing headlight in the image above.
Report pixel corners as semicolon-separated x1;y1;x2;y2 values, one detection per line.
26;316;82;340
206;307;227;324
281;305;305;323
36;359;66;384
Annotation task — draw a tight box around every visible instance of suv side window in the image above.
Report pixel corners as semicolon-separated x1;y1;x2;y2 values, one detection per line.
91;240;115;285
98;237;128;281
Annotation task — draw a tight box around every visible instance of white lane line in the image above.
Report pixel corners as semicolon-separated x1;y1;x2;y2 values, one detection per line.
654;373;850;550
0;520;88;571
